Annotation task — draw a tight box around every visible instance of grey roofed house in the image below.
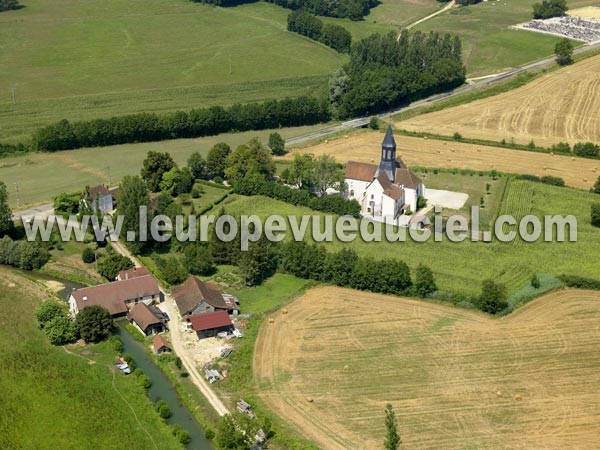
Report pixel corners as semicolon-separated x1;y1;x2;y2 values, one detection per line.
172;276;239;317
84;185;118;213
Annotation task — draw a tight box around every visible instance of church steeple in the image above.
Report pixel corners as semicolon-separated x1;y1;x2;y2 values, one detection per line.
375;125;397;182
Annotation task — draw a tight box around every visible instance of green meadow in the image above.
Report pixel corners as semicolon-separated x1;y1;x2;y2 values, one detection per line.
0;0;344;142
0;124;324;209
412;0;597;77
0;267;182;450
214;178;600;299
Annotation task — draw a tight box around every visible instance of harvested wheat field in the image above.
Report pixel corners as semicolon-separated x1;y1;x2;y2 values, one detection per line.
254;286;600;450
285;132;599;189
398;54;600;147
569;6;600;20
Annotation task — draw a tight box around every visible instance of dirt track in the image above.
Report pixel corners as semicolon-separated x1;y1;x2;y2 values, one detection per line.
399;54;600;147
284;132;599;189
254;286;600;449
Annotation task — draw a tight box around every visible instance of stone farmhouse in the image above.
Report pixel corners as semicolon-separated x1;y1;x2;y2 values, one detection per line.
172;276;239;318
345;126;425;223
82;184;118;214
68;273;162;318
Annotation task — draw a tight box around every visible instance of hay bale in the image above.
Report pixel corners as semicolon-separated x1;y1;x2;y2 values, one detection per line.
307;398;314;403
282;309;288;314
268;318;275;324
514;394;522;401
496;391;503;398
550;152;554;156
343;365;349;371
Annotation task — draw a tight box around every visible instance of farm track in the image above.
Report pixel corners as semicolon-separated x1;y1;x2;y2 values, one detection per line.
284;132;600;189
254;286;600;449
400;53;600;147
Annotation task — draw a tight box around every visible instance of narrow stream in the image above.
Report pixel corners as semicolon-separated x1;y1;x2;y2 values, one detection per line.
116;322;213;450
32;271;214;450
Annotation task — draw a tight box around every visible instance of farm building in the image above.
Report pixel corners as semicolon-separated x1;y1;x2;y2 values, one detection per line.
345;126;425;222
172;276;239;317
188;311;233;338
68;275;162;317
152;335;171;354
117;266;151;281
127;302;166;336
82;184;118;213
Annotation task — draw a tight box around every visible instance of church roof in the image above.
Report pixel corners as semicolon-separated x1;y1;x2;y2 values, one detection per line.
345;161;377;182
382;125;396;149
395;168;422;189
383;184;404;200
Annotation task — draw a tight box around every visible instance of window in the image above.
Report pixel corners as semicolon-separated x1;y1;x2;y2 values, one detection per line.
371;194;374;199
350;190;354;196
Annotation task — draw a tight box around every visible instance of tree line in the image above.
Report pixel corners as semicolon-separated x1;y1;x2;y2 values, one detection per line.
0;0;21;12
330;30;466;118
533;0;568;19
287;9;352;53
192;0;376;20
32;96;329;151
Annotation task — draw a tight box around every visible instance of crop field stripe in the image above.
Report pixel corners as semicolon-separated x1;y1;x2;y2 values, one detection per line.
255;286;600;449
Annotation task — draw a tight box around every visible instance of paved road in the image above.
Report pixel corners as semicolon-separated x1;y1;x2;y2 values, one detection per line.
286;41;600;147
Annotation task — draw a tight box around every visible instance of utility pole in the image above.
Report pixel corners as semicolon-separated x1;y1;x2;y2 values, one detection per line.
10;88;16;104
14;182;20;209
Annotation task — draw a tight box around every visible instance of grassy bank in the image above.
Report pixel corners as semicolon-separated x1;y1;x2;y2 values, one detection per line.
0;266;183;449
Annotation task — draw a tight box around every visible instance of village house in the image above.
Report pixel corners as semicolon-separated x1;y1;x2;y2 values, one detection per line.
188;310;233;339
127;302;166;336
82;185;118;213
152;335;171;355
68;274;162;318
117;266;151;281
345;126;425;223
172;276;239;318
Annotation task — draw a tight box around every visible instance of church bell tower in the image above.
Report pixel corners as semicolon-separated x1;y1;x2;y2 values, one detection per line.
374;125;397;183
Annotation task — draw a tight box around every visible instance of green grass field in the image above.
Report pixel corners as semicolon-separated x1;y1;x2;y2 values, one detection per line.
0;124;326;209
0;267;182;449
413;0;597;77
0;0;344;142
214;178;600;299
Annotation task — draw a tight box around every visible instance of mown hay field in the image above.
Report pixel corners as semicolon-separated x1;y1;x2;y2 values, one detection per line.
399;53;600;147
254;286;600;449
285;130;600;189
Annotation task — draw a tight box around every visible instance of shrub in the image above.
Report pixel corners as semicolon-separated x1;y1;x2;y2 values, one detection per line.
156;255;188;285
478;280;508;314
137;374;152;389
191;184;204;199
592;203;600;228
82;247;95;264
453;132;462;140
175;357;182;370
550;142;571;153
540;175;565;187
573;142;600;159
369;116;379;130
108;335;124;353
154;400;172;419
415;264;437;298
44;315;79;346
171;424;191;445
558;274;600;290
417;196;427;209
530;274;541;289
36;301;68;329
593;176;600;195
205;428;216;440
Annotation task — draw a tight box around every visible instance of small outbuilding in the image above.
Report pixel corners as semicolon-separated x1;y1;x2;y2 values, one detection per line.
152;335;171;354
127;303;165;336
188;311;233;338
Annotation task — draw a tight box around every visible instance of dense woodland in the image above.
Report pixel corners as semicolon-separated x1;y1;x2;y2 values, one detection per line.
0;0;20;12
192;0;376;20
287;10;352;53
330;30;466;118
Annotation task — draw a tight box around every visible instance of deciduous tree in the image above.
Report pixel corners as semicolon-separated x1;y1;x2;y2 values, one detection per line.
76;305;114;343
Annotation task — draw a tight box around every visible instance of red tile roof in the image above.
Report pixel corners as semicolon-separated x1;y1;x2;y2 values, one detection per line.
189;311;233;332
118;266;151;280
153;335;171;352
127;302;163;331
395;168;422;189
345;161;377;182
70;275;160;316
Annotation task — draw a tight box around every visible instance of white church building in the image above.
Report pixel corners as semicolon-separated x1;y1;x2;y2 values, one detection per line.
345;126;425;223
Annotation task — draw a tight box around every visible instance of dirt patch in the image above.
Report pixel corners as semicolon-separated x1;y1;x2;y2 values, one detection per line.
44;280;65;292
398;54;600;147
254;286;600;449
284;132;598;189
